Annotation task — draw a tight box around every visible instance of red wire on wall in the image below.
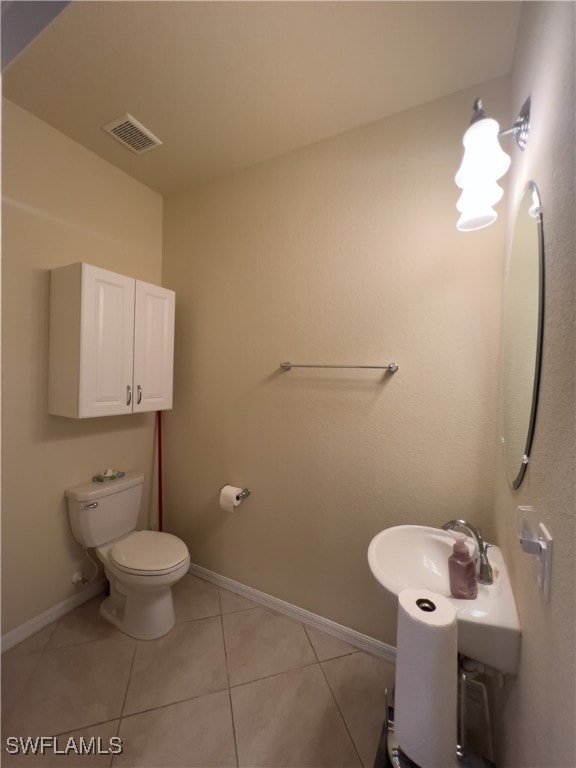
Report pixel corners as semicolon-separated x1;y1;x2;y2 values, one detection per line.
157;411;163;532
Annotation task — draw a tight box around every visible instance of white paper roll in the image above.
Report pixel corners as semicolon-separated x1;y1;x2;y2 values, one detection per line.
219;485;244;513
394;589;458;768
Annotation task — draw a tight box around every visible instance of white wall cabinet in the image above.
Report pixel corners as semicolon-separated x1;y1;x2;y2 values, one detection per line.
49;263;174;418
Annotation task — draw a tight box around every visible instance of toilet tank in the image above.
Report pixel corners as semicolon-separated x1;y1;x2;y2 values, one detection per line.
65;473;144;547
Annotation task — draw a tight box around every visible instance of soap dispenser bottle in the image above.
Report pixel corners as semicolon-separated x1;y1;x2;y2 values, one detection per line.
448;532;478;599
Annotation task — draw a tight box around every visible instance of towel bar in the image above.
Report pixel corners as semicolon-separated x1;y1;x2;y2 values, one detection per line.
280;362;398;373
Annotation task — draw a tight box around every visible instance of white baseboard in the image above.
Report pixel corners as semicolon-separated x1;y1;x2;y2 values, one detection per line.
188;563;397;664
2;567;397;664
1;579;107;654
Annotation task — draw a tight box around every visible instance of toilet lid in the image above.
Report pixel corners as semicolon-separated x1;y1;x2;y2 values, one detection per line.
110;531;189;574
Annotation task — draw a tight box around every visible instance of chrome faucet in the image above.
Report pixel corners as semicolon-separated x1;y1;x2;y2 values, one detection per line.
441;519;494;585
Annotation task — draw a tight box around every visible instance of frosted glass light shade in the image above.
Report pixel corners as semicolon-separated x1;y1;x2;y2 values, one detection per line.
456;183;504;231
456;207;497;232
455;116;510;231
456;181;504;211
455;118;511;188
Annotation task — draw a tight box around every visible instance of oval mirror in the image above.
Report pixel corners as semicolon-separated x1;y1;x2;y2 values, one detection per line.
500;181;544;488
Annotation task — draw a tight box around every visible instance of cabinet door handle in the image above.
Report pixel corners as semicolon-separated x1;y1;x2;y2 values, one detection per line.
127;385;132;406
137;385;142;405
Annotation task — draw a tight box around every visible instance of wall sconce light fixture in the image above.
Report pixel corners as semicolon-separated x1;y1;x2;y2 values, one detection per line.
455;98;531;231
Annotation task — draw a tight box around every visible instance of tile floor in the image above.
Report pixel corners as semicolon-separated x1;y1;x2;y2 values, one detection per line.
2;574;395;767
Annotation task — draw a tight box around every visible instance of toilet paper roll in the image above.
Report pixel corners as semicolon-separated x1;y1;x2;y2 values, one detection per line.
219;485;244;513
394;589;458;768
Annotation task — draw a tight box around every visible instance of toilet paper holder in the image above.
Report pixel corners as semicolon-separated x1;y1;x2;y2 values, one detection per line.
220;485;251;501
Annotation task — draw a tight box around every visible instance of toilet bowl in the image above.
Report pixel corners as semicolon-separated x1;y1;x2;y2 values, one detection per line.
65;474;190;640
97;530;190;639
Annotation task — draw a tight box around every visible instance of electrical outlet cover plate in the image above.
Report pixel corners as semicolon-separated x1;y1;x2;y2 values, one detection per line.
537;522;553;601
516;506;553;602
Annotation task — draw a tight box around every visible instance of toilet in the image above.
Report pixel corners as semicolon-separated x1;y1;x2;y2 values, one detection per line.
65;473;190;640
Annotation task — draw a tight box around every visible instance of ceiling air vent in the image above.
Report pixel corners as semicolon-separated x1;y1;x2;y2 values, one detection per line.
102;113;162;155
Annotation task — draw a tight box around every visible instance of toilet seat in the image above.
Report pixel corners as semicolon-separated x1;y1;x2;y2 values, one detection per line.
110;530;189;576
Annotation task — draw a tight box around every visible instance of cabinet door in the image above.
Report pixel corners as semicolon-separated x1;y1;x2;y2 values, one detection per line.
133;280;175;412
80;265;135;417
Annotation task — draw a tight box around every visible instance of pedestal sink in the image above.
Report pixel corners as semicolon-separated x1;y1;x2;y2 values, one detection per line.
368;525;520;674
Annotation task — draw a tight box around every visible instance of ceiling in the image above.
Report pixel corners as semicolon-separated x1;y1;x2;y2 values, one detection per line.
3;1;521;196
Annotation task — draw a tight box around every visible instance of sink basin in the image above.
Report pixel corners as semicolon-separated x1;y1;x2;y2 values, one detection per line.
368;525;520;674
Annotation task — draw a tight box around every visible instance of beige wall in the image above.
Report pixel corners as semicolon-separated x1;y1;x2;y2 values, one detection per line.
162;78;508;644
492;3;576;766
1;100;163;633
2;5;573;760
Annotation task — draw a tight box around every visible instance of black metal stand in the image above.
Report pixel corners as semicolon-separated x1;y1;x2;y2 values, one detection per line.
373;688;495;768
